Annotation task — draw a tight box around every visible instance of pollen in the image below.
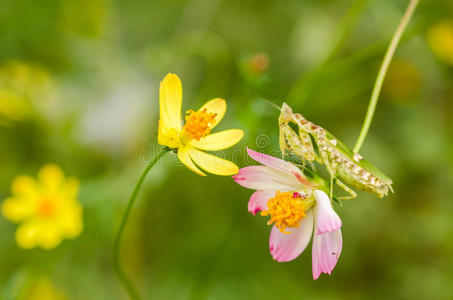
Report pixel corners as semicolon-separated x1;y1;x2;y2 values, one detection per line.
261;191;308;234
183;108;217;141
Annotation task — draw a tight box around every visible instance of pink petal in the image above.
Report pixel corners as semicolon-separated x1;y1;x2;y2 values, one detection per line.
312;228;342;280
248;190;275;215
269;210;313;262
232;166;300;191
247;148;305;179
314;190;342;234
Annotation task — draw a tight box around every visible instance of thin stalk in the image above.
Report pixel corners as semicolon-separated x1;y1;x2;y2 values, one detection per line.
113;148;169;300
353;0;419;152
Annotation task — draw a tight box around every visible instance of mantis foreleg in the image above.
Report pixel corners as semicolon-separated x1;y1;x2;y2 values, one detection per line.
335;179;357;200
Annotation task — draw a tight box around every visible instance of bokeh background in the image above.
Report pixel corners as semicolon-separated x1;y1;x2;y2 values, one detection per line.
1;0;453;299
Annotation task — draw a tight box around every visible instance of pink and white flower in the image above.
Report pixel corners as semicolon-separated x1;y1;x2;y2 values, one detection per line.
233;148;343;280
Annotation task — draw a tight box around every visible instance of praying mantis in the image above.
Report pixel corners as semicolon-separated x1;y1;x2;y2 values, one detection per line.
278;102;393;200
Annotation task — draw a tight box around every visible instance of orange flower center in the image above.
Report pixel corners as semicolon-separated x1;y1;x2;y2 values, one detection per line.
182;108;217;141
261;191;309;234
37;196;57;218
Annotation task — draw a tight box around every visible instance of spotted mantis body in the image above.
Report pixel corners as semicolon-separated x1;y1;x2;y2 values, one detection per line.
279;102;393;200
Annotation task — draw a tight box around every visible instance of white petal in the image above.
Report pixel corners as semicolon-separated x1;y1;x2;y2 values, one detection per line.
314;190;342;234
248;190;275;215
269;210;314;262
312;228;342;280
247;148;304;177
232;166;300;191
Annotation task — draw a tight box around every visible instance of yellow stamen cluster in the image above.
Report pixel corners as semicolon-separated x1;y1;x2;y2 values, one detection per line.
37;196;56;218
261;191;308;234
183;108;217;141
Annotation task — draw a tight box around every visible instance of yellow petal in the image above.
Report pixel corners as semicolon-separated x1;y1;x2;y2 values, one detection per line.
15;220;40;249
61;177;80;199
17;220;64;250
197;98;226;130
38;164;64;192
158;120;180;148
190;129;244;151
177;146;206;176
2;196;35;222
38;223;63;250
63;216;83;239
159;73;182;133
11;175;38;197
58;202;83;238
188;148;239;176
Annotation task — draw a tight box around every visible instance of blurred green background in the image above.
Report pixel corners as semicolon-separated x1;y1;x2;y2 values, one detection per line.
1;0;453;299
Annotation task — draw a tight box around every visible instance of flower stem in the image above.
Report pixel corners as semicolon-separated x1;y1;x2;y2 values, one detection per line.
113;148;169;300
353;0;419;153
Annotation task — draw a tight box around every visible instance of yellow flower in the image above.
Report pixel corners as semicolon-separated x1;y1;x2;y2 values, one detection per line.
0;60;54;123
0;89;29;121
158;73;244;176
427;20;453;66
2;164;83;249
20;277;68;300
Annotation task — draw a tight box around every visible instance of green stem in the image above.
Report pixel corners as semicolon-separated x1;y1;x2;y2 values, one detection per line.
113;148;169;300
353;0;419;153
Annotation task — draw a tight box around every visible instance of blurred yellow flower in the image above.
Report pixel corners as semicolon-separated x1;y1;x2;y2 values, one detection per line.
0;60;54;123
427;20;453;66
383;59;421;104
2;164;83;249
158;73;244;176
0;89;29;121
19;277;68;300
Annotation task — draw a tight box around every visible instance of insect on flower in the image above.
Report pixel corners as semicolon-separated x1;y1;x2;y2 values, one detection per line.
1;164;83;249
278;102;393;199
233;148;342;279
158;73;244;176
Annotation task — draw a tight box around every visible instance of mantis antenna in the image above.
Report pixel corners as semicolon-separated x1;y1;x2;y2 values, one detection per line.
259;98;281;111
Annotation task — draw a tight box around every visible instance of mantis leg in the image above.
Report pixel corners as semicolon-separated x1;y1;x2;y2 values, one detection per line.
335;179;357;200
279;129;287;159
319;149;337;201
330;176;334;201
